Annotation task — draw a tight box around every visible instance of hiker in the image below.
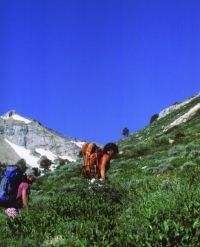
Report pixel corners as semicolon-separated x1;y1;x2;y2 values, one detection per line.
82;142;118;182
15;169;36;208
98;143;118;181
4;169;36;218
0;159;27;208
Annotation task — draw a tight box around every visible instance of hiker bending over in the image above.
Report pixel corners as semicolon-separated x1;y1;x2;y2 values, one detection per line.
98;143;118;181
15;169;36;209
82;142;118;181
4;169;36;218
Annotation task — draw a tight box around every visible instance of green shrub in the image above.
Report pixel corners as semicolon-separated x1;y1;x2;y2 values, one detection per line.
148;163;174;175
131;143;150;158
180;161;198;170
156;136;169;146
185;143;200;153
168;145;185;156
169;157;186;168
174;131;185;142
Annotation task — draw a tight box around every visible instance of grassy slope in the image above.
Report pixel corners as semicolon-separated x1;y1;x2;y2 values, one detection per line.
0;94;200;246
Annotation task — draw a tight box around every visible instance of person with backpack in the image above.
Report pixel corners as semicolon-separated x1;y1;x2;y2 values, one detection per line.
0;159;27;208
81;142;118;182
4;169;36;218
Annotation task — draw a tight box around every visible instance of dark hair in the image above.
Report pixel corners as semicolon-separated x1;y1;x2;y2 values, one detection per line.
21;174;35;184
21;174;29;183
103;143;118;154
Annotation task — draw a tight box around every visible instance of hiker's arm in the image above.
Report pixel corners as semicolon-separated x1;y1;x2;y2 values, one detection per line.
100;155;110;180
21;189;28;208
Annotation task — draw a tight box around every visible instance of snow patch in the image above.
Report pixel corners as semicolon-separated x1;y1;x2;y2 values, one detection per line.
158;93;200;120
71;140;85;148
5;139;39;167
164;103;200;132
12;114;32;124
4;139;76;167
35;148;57;161
1;111;32;124
59;155;76;162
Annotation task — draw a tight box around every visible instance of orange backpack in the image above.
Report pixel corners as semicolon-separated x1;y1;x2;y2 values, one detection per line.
81;143;102;178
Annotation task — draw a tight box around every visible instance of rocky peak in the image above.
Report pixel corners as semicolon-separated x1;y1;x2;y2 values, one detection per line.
1;110;32;124
3;110;16;118
0;111;85;168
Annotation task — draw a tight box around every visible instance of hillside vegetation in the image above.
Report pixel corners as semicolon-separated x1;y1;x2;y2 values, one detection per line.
0;94;200;246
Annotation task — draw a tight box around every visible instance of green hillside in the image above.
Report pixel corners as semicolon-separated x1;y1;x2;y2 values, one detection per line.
0;94;200;246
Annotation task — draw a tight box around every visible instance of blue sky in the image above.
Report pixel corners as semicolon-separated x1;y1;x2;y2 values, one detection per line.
1;0;199;144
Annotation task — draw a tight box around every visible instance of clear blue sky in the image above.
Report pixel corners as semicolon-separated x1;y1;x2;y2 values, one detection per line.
1;0;199;144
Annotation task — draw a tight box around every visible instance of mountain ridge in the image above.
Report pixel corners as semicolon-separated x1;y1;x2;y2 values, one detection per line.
0;111;85;168
0;92;199;168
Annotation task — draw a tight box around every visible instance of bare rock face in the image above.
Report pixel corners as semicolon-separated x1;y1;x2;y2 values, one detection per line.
0;111;85;167
0;137;20;164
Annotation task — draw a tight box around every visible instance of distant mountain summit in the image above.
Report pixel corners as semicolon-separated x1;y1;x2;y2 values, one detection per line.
119;92;200;149
158;93;200;120
0;111;85;168
1;110;33;124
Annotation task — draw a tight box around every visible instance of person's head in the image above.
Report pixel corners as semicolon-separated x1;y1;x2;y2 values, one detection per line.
17;159;27;173
103;143;119;157
25;169;36;184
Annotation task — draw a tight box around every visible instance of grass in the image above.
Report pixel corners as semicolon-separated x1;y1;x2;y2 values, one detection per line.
0;94;200;246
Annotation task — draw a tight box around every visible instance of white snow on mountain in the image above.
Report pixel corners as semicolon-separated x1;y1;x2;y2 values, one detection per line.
0;111;84;168
35;148;57;161
59;155;76;162
5;138;76;168
164;103;200;132
1;111;32;124
5;139;39;168
34;148;76;162
158;92;200;120
12;114;32;124
71;140;85;148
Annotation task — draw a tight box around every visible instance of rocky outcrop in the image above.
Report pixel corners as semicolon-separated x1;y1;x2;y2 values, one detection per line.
0;137;20;164
0;111;85;167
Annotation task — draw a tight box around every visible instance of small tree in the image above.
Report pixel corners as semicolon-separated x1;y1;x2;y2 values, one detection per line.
122;127;129;137
150;113;159;124
59;158;70;166
17;159;27;173
32;167;41;177
39;156;52;172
